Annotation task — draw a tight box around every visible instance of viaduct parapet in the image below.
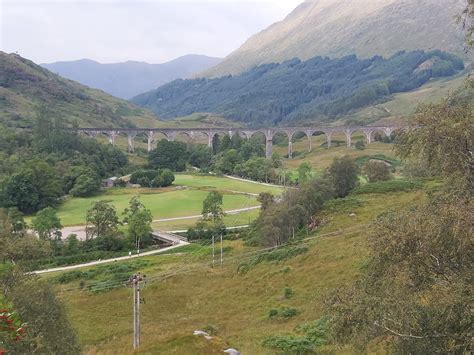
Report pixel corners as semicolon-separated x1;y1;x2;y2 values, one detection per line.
72;125;406;158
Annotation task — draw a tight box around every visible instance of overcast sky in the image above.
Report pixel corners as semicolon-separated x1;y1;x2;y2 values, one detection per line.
0;0;303;64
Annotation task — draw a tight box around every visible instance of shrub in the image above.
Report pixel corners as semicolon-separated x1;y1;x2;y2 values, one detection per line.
262;335;314;354
130;169;175;188
55;270;84;284
284;287;294;299
296;317;330;347
280;307;299;319
268;309;279;319
262;317;330;354
238;246;309;272
353;179;423;194
363;160;392;182
327;156;360;197
355;140;366;150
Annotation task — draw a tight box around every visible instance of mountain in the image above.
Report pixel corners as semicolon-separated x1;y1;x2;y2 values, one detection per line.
0;52;162;128
131;50;464;126
42;55;222;99
202;0;470;78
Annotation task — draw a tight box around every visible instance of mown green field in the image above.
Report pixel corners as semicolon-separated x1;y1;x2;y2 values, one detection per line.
152;208;260;231
274;132;398;172
53;182;428;354
174;174;282;195
35;174;282;227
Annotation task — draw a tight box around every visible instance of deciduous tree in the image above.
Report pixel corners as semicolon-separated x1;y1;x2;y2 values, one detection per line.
32;207;62;240
85;200;120;240
327;156;360;197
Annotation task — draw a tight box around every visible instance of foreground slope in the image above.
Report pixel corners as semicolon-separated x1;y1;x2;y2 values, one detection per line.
42;55;222;99
0;52;161;128
202;0;469;78
54;185;427;353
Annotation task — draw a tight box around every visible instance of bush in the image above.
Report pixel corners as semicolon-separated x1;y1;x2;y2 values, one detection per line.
130;169;175;188
268;309;279;319
238;246;309;272
284;287;294;299
56;270;84;284
70;173;101;197
355;140;366;150
363;160;392;182
262;317;330;354
353;179;423;194
263;335;314;354
268;307;299;320
327;156;360;197
280;307;299;319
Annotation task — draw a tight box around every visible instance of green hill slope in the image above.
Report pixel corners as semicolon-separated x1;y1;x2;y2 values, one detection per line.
202;0;471;78
54;186;427;353
132;50;464;126
0;52;162;128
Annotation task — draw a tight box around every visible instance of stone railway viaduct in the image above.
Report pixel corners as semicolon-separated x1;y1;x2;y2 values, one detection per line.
74;125;405;158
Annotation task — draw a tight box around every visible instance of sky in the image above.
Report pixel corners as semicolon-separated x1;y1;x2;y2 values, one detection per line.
0;0;303;64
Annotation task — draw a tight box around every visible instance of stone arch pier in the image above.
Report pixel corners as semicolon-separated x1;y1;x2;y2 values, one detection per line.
72;125;405;157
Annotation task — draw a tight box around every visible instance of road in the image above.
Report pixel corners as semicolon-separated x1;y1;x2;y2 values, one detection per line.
34;236;189;274
58;206;260;241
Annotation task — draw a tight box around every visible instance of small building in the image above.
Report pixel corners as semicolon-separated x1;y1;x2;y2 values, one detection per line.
102;176;118;188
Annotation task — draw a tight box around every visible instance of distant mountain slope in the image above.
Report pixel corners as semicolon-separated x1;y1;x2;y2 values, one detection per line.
202;0;470;78
132;50;464;126
0;52;161;128
42;55;222;99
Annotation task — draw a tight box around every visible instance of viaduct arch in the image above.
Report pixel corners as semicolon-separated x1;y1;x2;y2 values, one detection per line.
73;125;406;158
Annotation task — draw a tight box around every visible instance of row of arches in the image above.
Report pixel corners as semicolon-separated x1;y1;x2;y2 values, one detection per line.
77;126;403;158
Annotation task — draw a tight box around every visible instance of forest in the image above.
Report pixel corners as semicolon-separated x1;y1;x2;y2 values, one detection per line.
132;50;464;126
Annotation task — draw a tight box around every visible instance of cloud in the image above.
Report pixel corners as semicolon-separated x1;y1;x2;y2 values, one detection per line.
0;0;303;63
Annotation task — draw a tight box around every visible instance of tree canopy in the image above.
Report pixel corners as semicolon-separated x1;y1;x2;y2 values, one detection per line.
132;50;464;125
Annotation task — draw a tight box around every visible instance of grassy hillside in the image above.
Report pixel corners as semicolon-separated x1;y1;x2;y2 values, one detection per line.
340;68;474;125
202;0;470;78
52;184;429;353
0;52;162;128
133;50;464;126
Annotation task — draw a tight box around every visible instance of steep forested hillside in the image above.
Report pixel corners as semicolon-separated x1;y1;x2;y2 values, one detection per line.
202;0;469;78
132;50;464;126
0;52;161;128
42;55;222;99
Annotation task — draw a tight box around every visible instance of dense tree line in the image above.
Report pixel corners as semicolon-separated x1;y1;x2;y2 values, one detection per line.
245;156;360;247
148;134;295;184
132;50;464;126
0;113;128;214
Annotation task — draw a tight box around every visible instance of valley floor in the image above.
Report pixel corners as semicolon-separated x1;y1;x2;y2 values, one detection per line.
52;184;428;354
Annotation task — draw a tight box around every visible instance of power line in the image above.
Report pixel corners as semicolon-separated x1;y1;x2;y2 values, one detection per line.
60;225;366;294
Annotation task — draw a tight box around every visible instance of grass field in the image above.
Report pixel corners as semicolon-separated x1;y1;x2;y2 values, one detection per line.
53;183;428;354
152;208;260;231
273;132;398;172
35;174;282;227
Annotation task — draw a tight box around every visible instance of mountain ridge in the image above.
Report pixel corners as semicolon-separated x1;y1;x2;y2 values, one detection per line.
0;51;162;128
201;0;470;78
42;54;222;99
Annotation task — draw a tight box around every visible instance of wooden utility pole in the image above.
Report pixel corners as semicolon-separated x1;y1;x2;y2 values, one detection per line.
129;273;145;349
212;234;215;268
220;234;223;267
